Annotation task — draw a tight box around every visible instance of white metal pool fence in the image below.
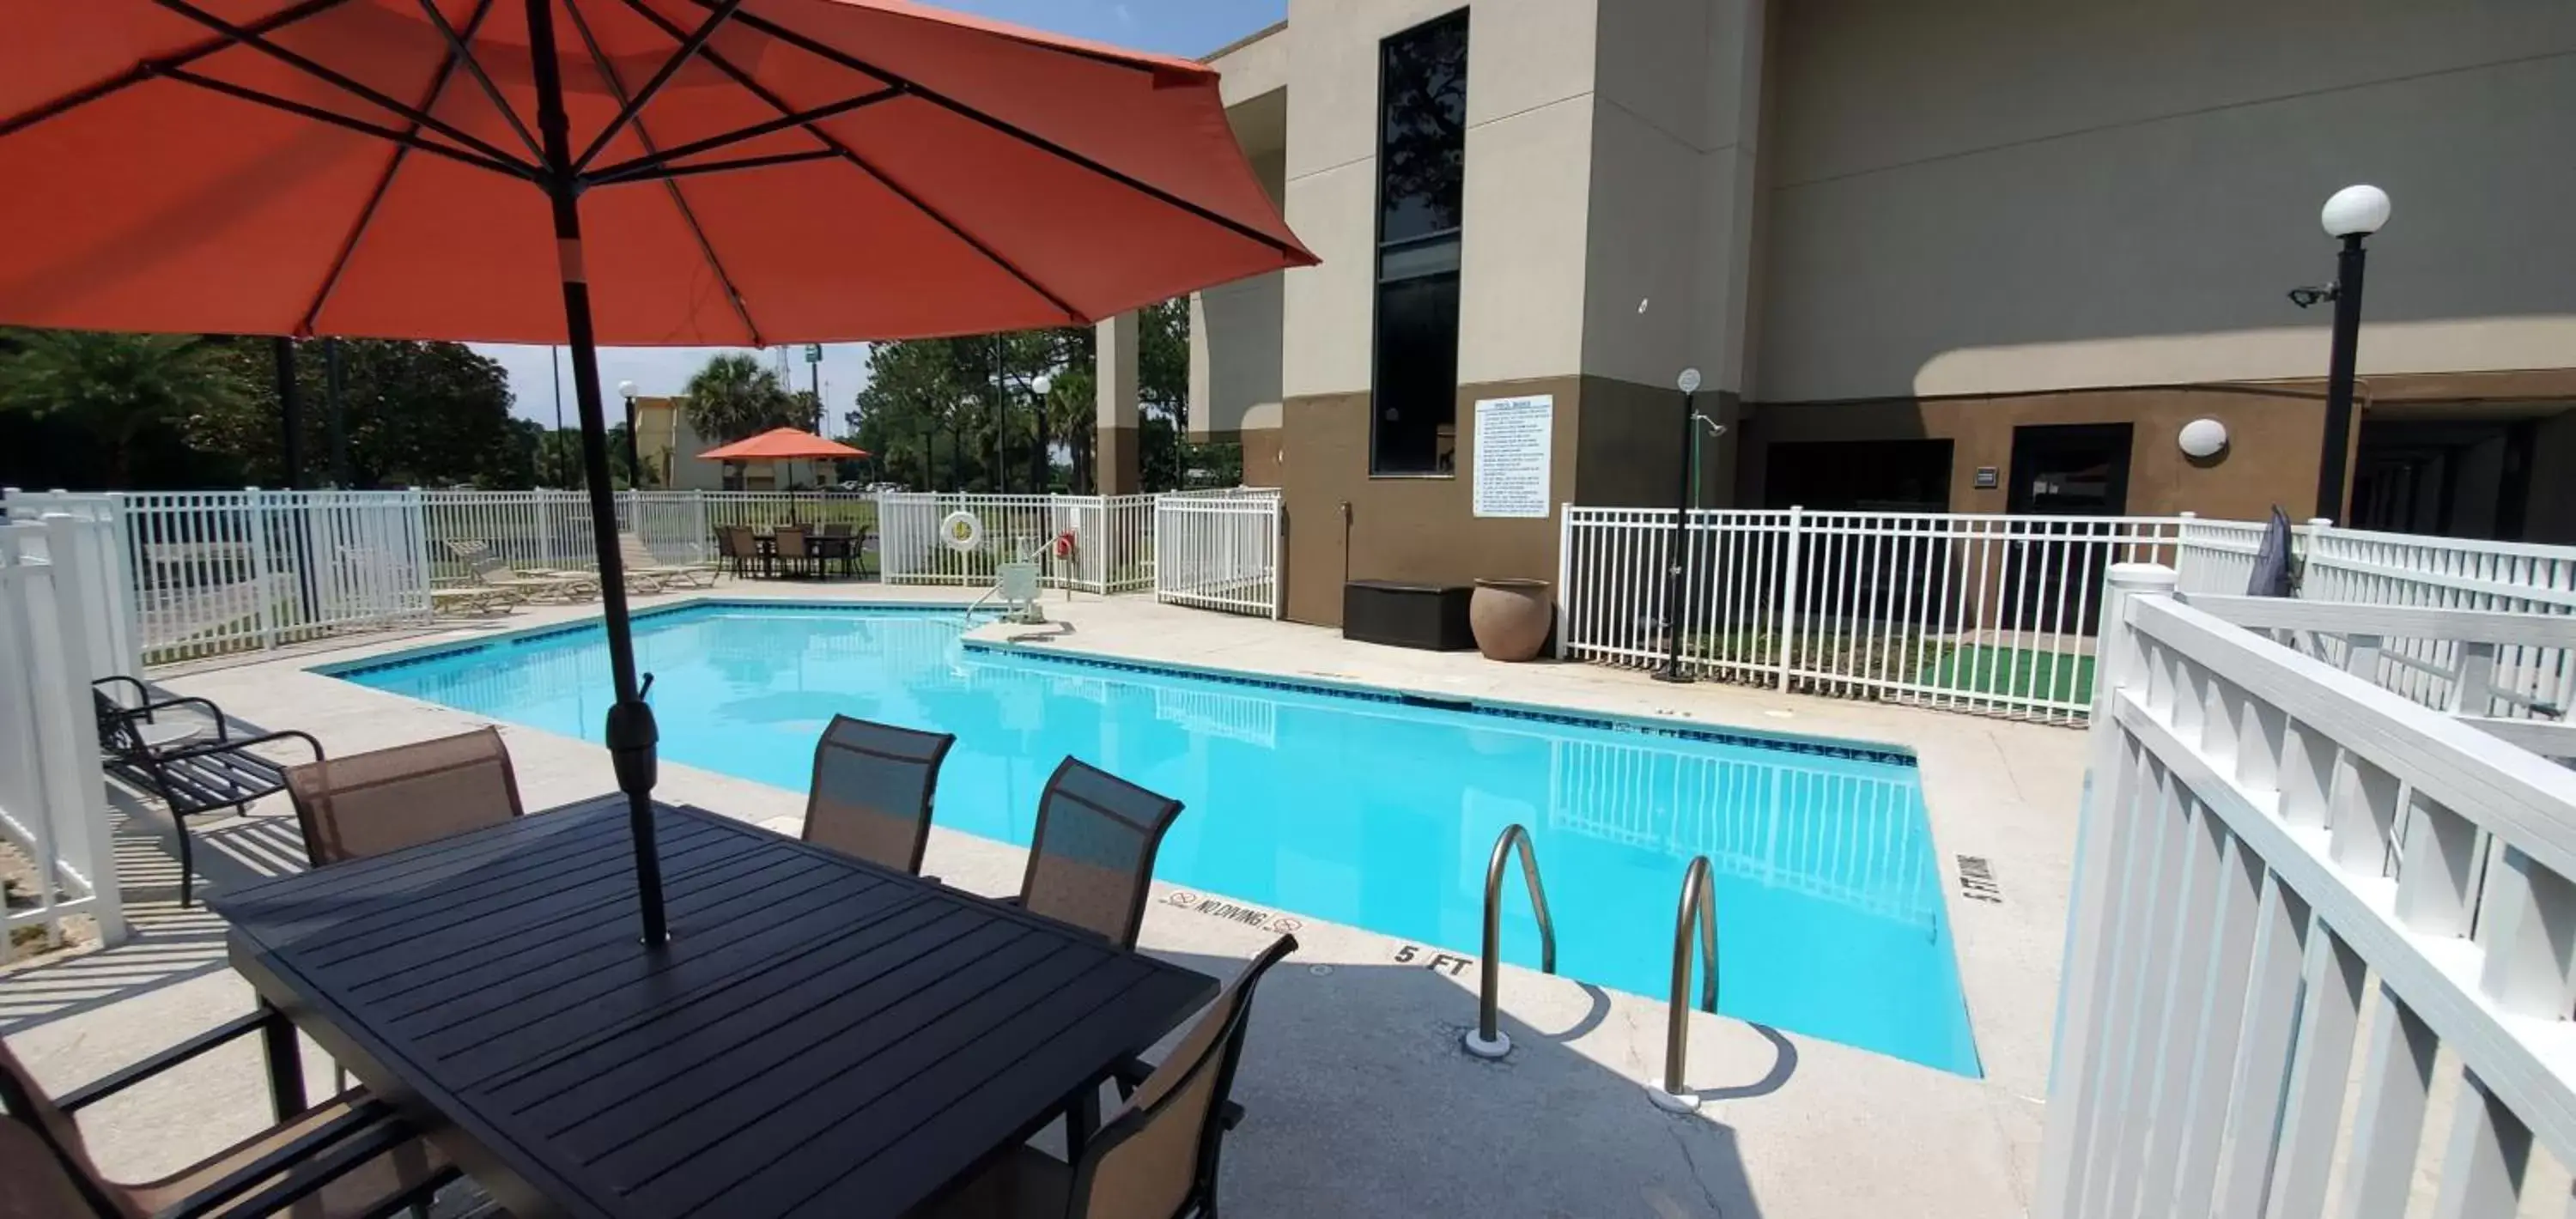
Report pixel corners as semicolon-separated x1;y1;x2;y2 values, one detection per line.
1153;488;1281;618
0;512;125;955
875;492;1155;595
2038;565;2576;1218
3;486;1244;663
1558;507;2576;725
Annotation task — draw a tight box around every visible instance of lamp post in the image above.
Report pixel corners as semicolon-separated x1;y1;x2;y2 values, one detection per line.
1656;367;1704;684
617;379;641;488
2312;185;2389;525
1030;373;1053;492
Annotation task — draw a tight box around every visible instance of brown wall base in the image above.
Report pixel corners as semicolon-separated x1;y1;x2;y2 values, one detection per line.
1740;385;2334;520
1095;425;1140;496
1274;374;1712;627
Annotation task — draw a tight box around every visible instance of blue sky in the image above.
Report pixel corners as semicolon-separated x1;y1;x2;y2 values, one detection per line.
482;0;1285;428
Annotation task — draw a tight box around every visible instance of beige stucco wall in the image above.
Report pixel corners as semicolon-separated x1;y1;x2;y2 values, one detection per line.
1582;0;1766;396
1279;0;1602;400
1754;0;2576;403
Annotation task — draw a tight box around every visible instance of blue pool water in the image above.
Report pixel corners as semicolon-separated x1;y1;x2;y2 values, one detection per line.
331;603;1979;1076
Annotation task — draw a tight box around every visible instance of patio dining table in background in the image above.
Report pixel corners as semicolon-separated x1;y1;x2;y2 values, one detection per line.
210;795;1215;1218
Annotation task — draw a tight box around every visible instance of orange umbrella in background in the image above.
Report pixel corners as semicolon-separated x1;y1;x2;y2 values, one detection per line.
0;0;1314;943
697;425;866;493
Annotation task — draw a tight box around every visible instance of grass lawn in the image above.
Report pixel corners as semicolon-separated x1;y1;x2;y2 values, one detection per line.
1920;645;2097;706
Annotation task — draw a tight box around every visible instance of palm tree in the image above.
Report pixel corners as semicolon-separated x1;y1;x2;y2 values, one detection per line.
0;329;245;487
681;352;793;443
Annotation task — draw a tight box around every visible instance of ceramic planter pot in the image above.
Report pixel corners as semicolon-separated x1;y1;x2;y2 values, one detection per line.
1468;578;1552;662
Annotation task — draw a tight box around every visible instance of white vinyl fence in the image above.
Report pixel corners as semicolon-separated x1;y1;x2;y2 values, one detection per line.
0;514;125;955
1558;507;2181;724
1154;489;1281;618
878;493;1155;594
2038;565;2576;1218
11;488;432;664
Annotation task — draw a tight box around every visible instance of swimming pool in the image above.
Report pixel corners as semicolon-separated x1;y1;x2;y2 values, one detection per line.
330;603;1979;1076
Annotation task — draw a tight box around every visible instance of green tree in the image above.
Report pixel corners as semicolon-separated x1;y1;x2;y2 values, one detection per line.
683;352;796;443
194;338;521;488
0;329;247;487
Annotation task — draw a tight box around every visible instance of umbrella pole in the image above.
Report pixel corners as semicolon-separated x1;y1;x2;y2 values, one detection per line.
526;0;667;948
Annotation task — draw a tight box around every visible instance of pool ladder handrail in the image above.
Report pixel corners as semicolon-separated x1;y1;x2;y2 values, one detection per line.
1461;824;1555;1059
1650;854;1722;1112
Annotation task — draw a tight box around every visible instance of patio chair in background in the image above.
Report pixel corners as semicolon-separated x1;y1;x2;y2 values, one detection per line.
91;679;321;907
718;525;764;579
803;715;955;876
0;1016;461;1218
904;934;1298;1219
773;526;813;579
1013;757;1185;951
285;726;526;867
619;531;720;590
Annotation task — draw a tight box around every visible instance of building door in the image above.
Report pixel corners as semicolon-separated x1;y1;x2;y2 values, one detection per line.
2006;423;2132;516
2002;423;2134;635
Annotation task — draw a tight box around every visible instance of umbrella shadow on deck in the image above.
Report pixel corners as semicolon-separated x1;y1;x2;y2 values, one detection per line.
1137;945;1783;1219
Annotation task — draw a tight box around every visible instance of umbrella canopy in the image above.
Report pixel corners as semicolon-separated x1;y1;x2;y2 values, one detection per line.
698;426;865;461
1;0;1313;945
0;1;1312;340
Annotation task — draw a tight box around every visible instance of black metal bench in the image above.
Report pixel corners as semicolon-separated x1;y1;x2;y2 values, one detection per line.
94;677;321;907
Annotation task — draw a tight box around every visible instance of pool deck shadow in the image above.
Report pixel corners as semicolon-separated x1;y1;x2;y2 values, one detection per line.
14;582;2058;1216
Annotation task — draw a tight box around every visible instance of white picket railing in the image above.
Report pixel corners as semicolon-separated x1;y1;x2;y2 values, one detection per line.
878;493;1155;594
1558;506;2182;724
0;514;125;955
2039;565;2576;1218
1154;489;1280;618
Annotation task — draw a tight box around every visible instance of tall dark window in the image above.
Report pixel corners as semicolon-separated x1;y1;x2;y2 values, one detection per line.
1370;11;1467;476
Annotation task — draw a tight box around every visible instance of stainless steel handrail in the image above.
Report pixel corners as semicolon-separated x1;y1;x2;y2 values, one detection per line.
1651;855;1721;1111
1461;823;1555;1059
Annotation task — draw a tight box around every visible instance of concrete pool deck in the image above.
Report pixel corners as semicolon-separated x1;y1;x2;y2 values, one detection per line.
6;583;2085;1217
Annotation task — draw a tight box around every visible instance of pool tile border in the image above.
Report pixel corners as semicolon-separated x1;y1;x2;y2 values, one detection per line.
962;640;1918;767
311;597;1914;767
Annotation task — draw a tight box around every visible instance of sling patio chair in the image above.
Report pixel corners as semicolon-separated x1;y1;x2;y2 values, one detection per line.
772;525;815;579
1012;757;1186;952
902;935;1297;1219
92;679;321;907
802;715;956;876
718;525;768;579
284;726;526;868
618;531;721;591
0;1013;462;1219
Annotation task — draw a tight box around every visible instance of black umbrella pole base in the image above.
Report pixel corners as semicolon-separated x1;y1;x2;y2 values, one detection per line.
606;697;669;946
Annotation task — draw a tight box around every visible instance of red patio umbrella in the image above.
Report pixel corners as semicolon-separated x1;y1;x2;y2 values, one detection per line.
0;0;1313;943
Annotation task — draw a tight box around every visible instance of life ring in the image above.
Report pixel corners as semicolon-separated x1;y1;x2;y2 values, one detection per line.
939;510;984;552
1052;529;1077;559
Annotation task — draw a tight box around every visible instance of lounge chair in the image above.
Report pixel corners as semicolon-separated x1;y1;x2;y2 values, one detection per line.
803;715;955;876
285;726;526;866
902;935;1297;1219
618;531;720;591
441;538;598;602
1;1012;463;1218
92;679;321;907
1013;757;1185;951
429;583;517;616
465;553;598;603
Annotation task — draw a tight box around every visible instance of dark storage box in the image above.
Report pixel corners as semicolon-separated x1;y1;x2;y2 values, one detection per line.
1342;580;1474;651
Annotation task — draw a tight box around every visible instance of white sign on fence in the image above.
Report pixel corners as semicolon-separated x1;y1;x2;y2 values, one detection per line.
1472;394;1552;519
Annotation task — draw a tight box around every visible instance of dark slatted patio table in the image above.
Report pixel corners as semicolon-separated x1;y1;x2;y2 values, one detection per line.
211;794;1215;1219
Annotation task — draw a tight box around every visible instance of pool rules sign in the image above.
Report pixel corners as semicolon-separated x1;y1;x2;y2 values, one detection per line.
1472;394;1552;518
